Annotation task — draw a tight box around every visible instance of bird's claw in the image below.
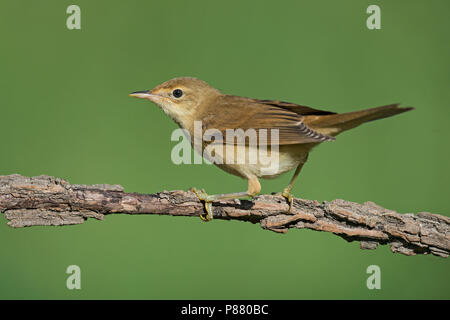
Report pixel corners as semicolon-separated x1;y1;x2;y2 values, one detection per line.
190;188;214;222
273;189;294;213
282;189;294;213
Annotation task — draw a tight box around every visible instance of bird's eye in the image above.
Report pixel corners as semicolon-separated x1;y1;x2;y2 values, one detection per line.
172;89;183;98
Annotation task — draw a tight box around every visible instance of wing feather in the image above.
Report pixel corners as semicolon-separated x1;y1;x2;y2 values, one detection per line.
201;95;335;145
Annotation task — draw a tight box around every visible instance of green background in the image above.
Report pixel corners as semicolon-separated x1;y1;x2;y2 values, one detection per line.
0;0;449;299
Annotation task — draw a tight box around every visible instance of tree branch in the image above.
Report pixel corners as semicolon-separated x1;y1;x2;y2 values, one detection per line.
0;174;448;258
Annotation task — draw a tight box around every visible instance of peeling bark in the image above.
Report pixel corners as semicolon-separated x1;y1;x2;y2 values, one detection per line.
0;174;448;258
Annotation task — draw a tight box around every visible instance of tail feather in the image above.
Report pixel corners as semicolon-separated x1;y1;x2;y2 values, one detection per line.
305;104;414;136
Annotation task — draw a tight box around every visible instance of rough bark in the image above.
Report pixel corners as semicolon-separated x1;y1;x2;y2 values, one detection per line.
0;174;448;258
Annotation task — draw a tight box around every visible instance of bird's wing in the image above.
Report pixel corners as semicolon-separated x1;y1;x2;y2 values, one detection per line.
251;98;336;116
202;95;335;145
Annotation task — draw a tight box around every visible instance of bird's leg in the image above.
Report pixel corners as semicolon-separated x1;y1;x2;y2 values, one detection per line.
191;177;261;222
278;154;309;213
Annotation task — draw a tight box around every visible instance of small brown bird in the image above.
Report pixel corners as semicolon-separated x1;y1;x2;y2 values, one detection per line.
130;77;413;221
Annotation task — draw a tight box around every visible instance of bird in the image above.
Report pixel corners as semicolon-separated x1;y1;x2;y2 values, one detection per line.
130;77;413;221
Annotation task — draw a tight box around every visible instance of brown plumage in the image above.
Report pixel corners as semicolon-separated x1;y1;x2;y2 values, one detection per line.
130;77;414;221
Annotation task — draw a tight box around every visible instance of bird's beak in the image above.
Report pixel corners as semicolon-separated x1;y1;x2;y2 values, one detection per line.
129;90;166;104
129;90;153;99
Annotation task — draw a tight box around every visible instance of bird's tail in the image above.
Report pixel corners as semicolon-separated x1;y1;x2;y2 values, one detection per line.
306;104;414;136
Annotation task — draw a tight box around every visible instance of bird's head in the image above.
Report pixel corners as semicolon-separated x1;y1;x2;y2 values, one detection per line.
129;77;221;128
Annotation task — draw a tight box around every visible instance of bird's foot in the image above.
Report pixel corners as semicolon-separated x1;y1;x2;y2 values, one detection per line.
272;188;295;213
282;189;295;213
190;188;214;222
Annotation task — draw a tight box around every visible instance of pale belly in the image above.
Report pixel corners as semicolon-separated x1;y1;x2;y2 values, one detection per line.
213;143;314;179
